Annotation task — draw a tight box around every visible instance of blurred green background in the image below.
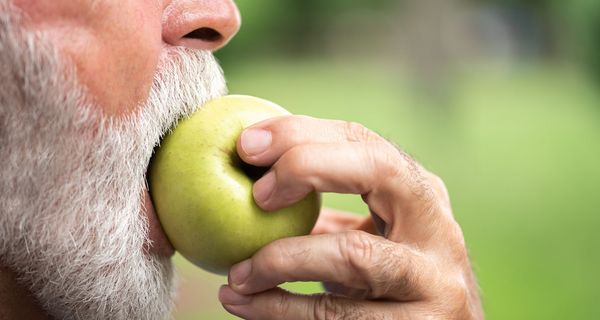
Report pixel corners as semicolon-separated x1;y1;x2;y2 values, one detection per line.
174;0;600;319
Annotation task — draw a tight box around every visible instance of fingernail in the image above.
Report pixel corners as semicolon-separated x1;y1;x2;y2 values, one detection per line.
253;170;276;204
219;285;252;305
241;129;272;156
229;259;252;287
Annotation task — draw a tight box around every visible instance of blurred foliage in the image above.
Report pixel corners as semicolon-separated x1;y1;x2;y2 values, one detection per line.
217;0;397;62
479;0;600;79
555;0;600;80
218;0;600;80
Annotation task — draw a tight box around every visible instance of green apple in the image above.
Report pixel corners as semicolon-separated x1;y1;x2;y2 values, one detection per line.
149;95;321;274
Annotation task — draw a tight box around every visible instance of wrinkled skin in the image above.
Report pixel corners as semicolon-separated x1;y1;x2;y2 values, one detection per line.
218;117;485;319
0;0;238;319
1;0;483;319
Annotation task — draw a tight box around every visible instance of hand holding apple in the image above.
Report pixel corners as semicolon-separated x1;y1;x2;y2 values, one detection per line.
149;95;321;274
212;113;483;320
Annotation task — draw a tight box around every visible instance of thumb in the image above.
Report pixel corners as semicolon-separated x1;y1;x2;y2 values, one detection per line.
219;286;405;320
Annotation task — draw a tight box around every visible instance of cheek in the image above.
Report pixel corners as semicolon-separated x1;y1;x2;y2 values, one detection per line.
75;6;163;116
14;0;164;117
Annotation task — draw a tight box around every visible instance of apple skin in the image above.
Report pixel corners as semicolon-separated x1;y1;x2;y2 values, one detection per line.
149;95;321;274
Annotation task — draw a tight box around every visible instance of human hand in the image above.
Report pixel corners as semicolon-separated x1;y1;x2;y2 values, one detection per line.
218;116;483;319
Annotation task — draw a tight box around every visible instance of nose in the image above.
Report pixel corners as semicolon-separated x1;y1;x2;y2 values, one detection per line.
162;0;241;51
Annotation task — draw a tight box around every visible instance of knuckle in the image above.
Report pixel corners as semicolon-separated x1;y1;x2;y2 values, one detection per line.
313;294;346;320
343;121;377;142
429;173;448;195
354;142;403;194
444;222;468;262
371;142;404;179
313;294;378;320
437;219;469;268
273;290;291;317
339;231;398;298
340;230;376;269
443;279;471;319
384;246;421;298
260;240;288;272
427;172;451;203
260;239;312;276
393;153;443;216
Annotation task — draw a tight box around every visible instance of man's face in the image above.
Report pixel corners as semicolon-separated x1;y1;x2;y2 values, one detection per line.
0;0;240;319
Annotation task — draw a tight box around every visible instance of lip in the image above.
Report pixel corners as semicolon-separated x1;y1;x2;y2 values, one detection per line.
142;188;175;257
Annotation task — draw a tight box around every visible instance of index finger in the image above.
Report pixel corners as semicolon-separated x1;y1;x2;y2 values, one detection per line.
238;116;453;245
236;115;382;166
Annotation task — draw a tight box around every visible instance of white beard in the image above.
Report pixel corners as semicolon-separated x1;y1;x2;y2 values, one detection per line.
0;4;227;319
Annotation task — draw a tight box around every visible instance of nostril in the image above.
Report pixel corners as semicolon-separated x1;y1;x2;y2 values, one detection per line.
184;27;223;42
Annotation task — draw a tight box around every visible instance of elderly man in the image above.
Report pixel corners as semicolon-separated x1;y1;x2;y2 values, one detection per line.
0;0;483;319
